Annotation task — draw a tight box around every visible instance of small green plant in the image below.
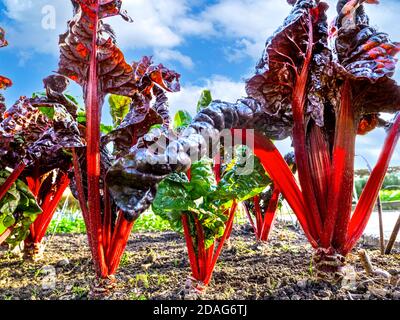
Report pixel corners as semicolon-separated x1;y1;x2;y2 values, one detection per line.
131;273;150;289
155;274;168;286
133;213;172;233
119;252;131;267
48;215;86;234
309;257;314;277
72;285;88;298
152;145;271;291
129;292;147;300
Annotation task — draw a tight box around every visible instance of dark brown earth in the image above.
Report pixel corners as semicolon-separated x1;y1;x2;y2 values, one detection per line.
0;222;399;300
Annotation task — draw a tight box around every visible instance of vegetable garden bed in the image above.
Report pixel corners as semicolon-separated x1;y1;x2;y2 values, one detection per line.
1;0;400;301
0;222;398;301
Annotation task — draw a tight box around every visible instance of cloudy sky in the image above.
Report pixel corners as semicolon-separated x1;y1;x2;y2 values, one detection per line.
0;0;399;168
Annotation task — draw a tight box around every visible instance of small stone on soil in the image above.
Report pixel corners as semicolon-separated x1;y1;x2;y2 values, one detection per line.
297;280;308;289
57;258;70;267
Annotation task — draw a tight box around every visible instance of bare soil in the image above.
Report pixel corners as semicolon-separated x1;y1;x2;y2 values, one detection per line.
0;222;399;300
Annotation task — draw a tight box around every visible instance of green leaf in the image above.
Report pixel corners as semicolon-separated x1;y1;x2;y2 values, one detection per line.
152;173;195;216
108;94;131;127
65;93;80;106
150;124;162;131
196;90;212;112
77;109;86;125
38;107;55;120
188;206;227;249
173;110;192;130
210;146;272;208
100;123;114;135
32;92;46;99
0;171;42;247
2;215;15;228
188;158;216;199
31;92;56;120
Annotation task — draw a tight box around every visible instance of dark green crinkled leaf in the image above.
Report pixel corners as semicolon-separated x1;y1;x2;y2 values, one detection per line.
0;170;42;246
187;157;217;199
210;146;271;208
152;160;227;249
152;173;194;214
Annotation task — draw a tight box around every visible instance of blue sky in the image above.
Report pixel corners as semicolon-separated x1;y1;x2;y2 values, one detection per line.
0;0;399;169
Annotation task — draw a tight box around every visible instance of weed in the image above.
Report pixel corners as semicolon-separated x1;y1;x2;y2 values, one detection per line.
72;285;88;298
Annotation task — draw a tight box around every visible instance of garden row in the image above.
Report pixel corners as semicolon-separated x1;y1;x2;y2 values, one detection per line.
0;0;399;295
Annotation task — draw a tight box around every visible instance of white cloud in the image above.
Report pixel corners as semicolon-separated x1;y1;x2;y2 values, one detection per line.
154;49;194;70
17;50;32;67
197;0;290;61
199;0;400;62
355;128;400;169
1;0;73;54
107;0;186;50
167;75;245;116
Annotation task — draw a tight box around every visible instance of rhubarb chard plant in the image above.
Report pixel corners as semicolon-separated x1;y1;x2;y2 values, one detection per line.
245;0;400;276
0;28;81;254
56;0;180;289
0;76;84;255
152;145;271;292
148;92;274;293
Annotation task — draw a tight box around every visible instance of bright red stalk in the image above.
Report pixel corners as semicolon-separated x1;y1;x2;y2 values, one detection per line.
206;243;215;273
181;214;200;279
225;204;236;240
204;202;237;285
260;187;280;241
25;173;70;246
343;113;400;254
181;201;238;287
322;80;356;248
213;154;221;183
103;187;113;257
85;3;108;278
233;129;318;248
194;215;207;280
290;16;322;241
307;125;331;223
107;212;135;276
26;167;41;198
